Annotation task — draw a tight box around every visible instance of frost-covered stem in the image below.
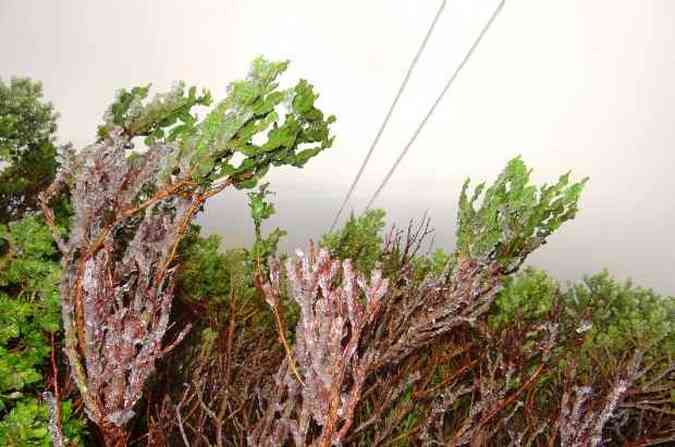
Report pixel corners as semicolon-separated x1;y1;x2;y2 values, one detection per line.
40;130;209;444
374;257;503;370
257;270;304;386
171;383;195;447
42;391;64;447
251;246;388;446
559;351;644;447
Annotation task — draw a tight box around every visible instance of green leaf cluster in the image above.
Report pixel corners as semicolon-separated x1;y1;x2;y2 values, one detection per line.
320;209;386;273
247;183;286;269
248;183;276;234
96;57;336;194
457;157;588;271
170;57;336;188
96;81;212;145
0;78;59;223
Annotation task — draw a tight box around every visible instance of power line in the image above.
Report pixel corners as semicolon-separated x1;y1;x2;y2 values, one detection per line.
365;0;505;211
328;0;447;232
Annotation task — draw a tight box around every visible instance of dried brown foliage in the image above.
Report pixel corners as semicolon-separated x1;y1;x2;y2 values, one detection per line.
117;215;672;447
146;288;283;447
245;212;527;445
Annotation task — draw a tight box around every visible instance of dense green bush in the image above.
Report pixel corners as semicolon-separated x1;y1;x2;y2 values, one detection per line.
566;270;674;356
176;225;232;306
491;267;674;360
320;208;386;273
0;216;85;446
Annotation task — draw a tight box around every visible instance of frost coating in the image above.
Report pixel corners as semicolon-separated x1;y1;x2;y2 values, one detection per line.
38;57;335;445
251;245;388;446
42;391;64;447
41;131;195;433
559;352;643;447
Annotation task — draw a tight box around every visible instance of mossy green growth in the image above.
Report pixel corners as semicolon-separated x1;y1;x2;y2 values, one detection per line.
176;224;231;304
0;217;61;400
491;267;674;373
411;249;453;282
456;157;588;271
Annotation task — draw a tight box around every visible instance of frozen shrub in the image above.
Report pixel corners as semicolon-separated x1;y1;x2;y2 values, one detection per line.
39;57;335;446
251;244;389;446
252;158;588;446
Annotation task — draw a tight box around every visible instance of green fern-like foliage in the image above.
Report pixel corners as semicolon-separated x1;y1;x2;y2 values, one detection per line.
456;156;588;272
0;216;85;445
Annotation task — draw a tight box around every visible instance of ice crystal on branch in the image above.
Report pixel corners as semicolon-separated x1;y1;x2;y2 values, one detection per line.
368;158;587;370
251;245;388;446
559;352;649;447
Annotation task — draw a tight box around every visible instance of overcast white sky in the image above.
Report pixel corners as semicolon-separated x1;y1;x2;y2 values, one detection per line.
1;0;674;293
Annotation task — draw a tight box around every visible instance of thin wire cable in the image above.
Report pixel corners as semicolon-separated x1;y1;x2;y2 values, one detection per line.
328;0;447;232
365;0;505;211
